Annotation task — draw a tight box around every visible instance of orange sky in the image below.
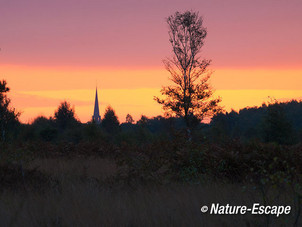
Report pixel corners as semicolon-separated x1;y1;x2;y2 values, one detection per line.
2;64;301;123
1;0;302;123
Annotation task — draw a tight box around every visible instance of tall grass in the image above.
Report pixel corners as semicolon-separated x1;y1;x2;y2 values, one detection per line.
0;157;300;227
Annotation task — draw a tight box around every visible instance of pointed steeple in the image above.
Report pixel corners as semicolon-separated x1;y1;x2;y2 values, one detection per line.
93;87;101;124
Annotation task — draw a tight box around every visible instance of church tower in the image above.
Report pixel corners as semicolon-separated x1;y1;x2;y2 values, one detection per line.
92;87;101;124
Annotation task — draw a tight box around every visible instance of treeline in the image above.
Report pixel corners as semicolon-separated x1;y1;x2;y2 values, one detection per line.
17;99;302;146
2;98;302;147
210;100;302;145
15;103;190;145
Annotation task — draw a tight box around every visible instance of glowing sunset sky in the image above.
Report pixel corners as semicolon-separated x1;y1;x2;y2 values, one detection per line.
1;0;301;123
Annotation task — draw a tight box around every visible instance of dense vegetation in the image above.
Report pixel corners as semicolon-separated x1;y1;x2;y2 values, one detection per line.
211;100;302;144
2;95;302;185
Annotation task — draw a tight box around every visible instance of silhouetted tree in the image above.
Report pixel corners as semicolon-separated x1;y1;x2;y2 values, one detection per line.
102;106;120;133
154;11;222;128
125;114;134;124
54;101;78;129
0;80;20;142
32;116;54;126
31;116;57;142
262;100;294;145
137;115;149;127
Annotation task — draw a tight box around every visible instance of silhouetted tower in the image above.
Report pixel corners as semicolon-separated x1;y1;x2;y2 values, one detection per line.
92;87;101;124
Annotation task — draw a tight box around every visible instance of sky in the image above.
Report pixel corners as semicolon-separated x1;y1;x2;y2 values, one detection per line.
1;0;301;123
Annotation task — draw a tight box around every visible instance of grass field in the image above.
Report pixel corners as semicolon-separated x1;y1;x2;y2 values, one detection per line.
0;157;300;227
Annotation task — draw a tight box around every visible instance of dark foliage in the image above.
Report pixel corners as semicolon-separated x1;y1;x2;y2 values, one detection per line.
0;80;20;142
102;106;120;134
54;101;79;130
210;99;302;144
125;114;134;124
263;101;295;144
0;164;54;192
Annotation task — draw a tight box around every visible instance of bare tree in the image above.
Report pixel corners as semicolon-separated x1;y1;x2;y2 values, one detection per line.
155;11;222;128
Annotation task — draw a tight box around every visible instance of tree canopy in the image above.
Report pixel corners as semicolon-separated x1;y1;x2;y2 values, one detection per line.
0;80;20;141
54;101;79;129
102;106;120;133
126;114;134;124
155;11;222;127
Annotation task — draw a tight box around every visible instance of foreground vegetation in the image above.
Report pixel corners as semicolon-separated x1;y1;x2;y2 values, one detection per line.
1;129;302;226
0;177;299;226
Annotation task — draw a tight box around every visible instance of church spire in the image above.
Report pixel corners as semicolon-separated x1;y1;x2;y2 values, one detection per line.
93;87;101;124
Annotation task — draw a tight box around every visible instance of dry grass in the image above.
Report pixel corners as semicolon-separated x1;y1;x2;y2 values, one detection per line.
0;157;300;227
28;157;118;180
0;186;297;226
